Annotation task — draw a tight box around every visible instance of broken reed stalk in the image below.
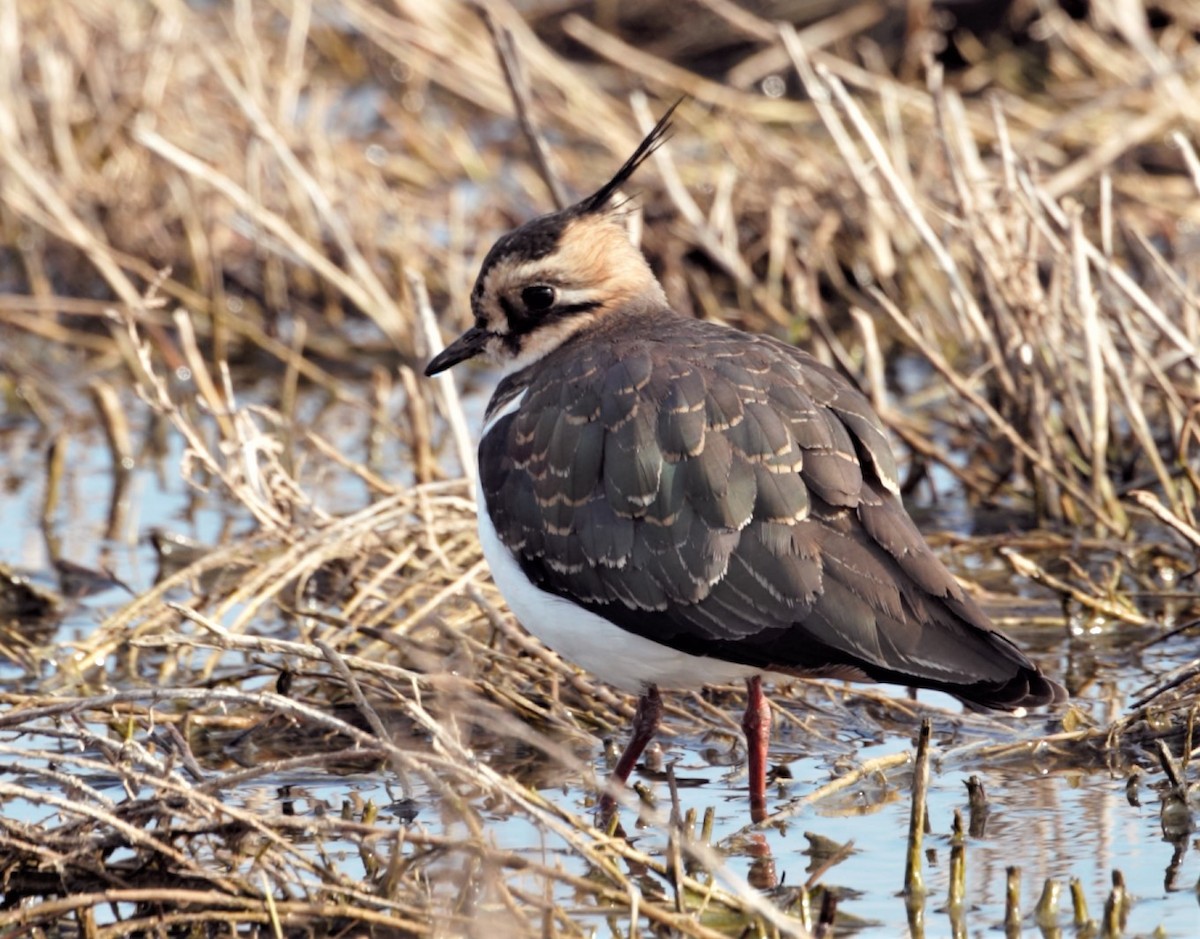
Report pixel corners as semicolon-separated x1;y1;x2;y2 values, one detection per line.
700;805;715;846
1004;866;1021;937
947;809;965;911
1102;870;1129;937
963;775;988;837
1035;878;1061;932
946;809;966;939
904;718;933;904
1070;877;1092;931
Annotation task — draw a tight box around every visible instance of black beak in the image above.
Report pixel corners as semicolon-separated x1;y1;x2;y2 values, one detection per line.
424;326;489;376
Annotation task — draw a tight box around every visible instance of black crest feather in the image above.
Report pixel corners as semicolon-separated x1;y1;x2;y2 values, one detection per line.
576;98;683;215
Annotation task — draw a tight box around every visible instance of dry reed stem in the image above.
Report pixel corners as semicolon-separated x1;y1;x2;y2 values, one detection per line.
0;0;1194;542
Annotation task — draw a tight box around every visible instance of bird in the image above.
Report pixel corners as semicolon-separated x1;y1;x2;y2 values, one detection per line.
424;103;1065;822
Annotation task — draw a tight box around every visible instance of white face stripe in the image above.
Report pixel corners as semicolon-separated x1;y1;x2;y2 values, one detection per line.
554;287;596;308
474;475;764;693
473;215;667;341
491;313;602;377
478;258;564;334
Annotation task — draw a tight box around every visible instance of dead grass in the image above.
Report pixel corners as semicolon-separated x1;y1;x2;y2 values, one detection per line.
0;0;1198;935
1;0;1196;532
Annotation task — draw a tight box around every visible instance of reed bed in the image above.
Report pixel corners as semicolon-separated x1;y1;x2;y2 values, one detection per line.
0;0;1198;935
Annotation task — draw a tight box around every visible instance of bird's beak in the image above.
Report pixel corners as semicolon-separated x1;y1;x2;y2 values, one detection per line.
424;326;489;376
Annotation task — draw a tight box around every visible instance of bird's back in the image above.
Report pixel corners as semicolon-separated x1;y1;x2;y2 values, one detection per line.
479;308;1066;711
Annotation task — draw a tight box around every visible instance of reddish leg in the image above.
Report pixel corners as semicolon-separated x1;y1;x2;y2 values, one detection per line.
742;676;772;823
599;685;663;815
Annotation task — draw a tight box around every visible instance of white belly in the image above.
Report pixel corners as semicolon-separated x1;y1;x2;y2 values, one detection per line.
475;475;762;694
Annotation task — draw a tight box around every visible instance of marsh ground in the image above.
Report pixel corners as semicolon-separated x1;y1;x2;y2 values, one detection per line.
1;1;1199;936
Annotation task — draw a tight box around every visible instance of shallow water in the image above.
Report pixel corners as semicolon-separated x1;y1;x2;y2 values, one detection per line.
0;370;1197;937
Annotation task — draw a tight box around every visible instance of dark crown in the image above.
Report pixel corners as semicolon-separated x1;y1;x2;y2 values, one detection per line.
472;100;681;292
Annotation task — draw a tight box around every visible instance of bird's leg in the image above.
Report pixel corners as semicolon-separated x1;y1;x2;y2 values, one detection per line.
599;684;663;815
742;675;771;823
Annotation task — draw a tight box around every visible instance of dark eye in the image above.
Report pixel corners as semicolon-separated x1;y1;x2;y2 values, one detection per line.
521;285;556;312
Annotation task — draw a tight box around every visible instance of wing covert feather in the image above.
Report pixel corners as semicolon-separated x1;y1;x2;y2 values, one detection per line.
479;313;1059;709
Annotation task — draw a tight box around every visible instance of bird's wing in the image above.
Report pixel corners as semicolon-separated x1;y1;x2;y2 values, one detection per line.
480;323;1061;709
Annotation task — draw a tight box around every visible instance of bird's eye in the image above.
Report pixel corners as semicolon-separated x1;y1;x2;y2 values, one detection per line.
520;285;556;312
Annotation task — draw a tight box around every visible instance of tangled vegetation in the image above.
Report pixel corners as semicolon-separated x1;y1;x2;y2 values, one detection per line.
0;0;1197;935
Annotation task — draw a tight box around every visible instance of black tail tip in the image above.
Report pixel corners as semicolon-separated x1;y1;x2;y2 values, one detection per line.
960;670;1068;713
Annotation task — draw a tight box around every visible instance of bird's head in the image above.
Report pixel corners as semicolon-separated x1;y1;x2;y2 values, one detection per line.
424;104;677;378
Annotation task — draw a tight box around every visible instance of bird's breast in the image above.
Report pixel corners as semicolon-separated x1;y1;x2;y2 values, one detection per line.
475;460;761;692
